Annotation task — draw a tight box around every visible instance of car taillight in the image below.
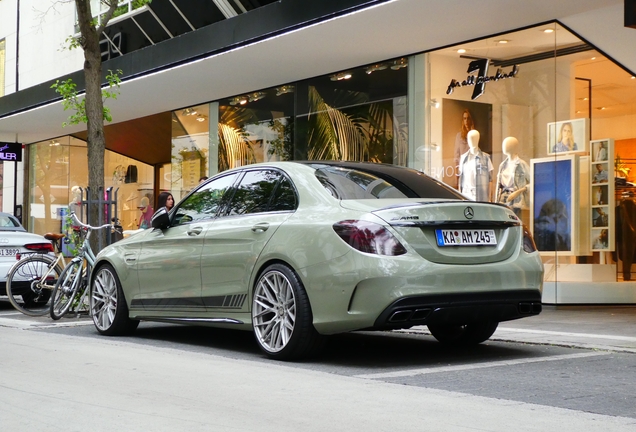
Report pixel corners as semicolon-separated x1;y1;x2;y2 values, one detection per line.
24;242;54;253
522;225;537;253
333;220;407;256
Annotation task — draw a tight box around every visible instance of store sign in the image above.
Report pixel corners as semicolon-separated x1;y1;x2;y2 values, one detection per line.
0;142;22;162
446;59;519;100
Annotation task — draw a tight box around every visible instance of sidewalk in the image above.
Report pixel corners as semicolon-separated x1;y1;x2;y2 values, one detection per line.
408;305;636;354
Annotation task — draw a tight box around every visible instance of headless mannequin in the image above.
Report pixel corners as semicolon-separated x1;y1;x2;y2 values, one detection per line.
459;130;493;201
496;137;531;221
499;137;526;202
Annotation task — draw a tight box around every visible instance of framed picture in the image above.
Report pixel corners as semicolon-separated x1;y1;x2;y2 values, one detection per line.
441;99;493;188
591;139;610;162
546;118;589;155
591;228;609;251
591;161;609;184
530;155;578;255
590;138;615;252
592;184;608;206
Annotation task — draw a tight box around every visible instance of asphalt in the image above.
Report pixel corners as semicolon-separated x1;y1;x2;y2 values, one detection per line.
406;305;636;354
1;303;635;354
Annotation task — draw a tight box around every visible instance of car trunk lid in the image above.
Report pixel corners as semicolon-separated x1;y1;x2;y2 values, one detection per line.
342;199;522;265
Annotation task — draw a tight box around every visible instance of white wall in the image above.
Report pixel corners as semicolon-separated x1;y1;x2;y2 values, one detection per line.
17;1;83;90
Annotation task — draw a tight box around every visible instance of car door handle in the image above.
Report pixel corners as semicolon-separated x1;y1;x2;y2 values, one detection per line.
187;226;203;236
251;222;270;233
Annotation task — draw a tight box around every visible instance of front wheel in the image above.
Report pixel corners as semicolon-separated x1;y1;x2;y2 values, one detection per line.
252;263;323;360
6;255;61;317
427;321;499;346
50;259;83;320
90;264;139;336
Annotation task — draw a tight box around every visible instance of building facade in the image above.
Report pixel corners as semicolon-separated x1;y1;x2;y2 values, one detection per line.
1;0;636;303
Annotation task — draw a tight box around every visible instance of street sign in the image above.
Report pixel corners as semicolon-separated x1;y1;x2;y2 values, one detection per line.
0;142;22;162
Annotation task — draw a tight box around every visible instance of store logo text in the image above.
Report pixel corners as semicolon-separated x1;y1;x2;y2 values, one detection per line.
446;59;519;100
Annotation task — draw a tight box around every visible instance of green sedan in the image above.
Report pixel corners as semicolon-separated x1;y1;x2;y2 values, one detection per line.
89;161;544;360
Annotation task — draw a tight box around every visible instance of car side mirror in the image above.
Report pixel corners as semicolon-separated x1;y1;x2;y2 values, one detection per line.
151;207;170;229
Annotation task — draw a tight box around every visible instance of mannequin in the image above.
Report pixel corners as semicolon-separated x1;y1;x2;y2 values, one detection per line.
495;137;531;218
458;129;493;201
69;186;82;215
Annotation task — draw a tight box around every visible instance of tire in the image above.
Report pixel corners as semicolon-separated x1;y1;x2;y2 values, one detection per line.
50;259;83;320
6;255;62;317
90;264;139;336
428;321;499;346
252;263;323;360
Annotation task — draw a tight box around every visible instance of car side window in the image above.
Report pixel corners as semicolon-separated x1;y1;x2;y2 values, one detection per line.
270;176;297;211
172;173;239;226
226;170;285;216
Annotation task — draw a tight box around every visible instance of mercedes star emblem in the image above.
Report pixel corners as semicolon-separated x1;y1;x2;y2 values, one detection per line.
464;207;474;219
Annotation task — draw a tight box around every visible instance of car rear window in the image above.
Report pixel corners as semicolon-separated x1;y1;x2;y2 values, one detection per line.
312;165;465;200
0;215;24;230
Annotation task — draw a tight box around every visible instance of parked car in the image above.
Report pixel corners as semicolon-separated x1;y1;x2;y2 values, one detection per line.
89;161;544;360
0;212;55;299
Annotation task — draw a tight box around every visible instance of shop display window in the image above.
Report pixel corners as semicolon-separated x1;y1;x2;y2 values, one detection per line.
422;23;636;297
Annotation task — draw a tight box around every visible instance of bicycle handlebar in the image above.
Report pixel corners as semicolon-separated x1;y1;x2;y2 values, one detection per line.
69;212;116;232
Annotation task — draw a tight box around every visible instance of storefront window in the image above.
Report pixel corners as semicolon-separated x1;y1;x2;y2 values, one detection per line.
297;60;408;164
171;103;211;201
217;86;294;170
0;39;5;97
423;23;636;297
29;136;152;235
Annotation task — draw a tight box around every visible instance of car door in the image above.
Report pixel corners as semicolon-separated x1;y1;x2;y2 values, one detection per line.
200;169;297;312
135;173;240;314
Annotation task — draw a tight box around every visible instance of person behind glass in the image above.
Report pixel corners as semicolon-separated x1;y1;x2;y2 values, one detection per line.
137;196;154;229
593;164;608;183
458;129;493;201
453;109;475;183
495;136;531;217
552;122;577;153
199;176;209;184
157;191;175;212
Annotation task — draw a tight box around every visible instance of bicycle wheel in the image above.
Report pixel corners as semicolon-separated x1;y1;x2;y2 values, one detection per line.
50;259;83;320
6;254;62;317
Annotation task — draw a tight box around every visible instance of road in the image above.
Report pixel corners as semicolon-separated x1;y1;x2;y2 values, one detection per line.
1;300;635;432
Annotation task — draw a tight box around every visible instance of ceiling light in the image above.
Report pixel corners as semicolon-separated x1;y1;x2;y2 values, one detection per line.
49;140;60;146
543;28;554;33
390;58;408;70
496;39;510;44
591;57;596;60
196;116;206;122
182;108;197;116
457;49;466;54
229;96;248;106
632;76;635;80
330;72;352;81
248;92;266;102
276;85;295;96
365;63;388;74
430;98;439;109
597;106;606;110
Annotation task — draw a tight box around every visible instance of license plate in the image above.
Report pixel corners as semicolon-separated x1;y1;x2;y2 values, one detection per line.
435;229;497;246
0;248;20;257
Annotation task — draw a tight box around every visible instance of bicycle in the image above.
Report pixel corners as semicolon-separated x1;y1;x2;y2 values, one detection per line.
49;213;115;320
5;233;67;317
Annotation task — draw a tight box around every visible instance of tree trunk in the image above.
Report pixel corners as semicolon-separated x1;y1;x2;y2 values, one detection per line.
76;0;112;248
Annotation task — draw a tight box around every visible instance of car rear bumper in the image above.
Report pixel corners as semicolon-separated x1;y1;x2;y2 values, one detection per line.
371;289;542;330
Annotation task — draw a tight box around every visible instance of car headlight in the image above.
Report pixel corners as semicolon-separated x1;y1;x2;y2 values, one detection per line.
333;220;407;256
522;225;537;253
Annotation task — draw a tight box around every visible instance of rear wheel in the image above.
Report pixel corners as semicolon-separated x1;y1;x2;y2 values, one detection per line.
6;255;61;317
252;263;323;360
90;264;139;336
50;260;83;320
427;321;499;346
